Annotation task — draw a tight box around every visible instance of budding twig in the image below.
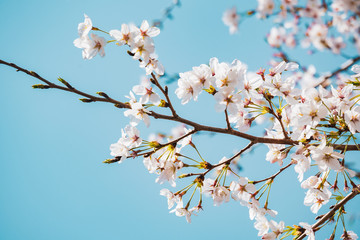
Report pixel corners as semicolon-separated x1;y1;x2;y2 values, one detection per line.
0;59;129;108
252;162;293;184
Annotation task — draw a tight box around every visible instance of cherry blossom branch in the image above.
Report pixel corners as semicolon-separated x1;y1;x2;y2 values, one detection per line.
296;184;360;240
252;162;293;184
150;111;360;151
2;59;359;152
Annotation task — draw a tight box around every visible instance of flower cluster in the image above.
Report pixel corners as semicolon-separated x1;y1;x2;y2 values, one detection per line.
74;14;107;59
74;15;164;76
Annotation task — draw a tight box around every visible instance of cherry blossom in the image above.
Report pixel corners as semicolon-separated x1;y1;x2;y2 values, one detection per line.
222;7;239;34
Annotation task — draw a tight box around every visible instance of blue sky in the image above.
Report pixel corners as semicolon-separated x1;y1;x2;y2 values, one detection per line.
1;0;359;239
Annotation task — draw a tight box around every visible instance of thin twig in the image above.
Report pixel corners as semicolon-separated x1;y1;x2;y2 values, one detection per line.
252;162;293;184
225;109;231;130
151;72;178;117
202;141;256;175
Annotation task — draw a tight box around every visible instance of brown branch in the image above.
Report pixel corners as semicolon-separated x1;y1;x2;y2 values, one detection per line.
296;184;360;240
0;59;129;109
1;59;359;151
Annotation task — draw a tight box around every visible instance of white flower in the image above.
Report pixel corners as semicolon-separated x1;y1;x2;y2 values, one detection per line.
132;79;161;105
143;155;158;173
345;106;360;134
254;216;270;236
160;189;181;209
265;144;286;165
170;201;192;223
292;145;311;182
109;130;130;163
177;127;194;149
202;178;216;196
133;20;160;41
257;0;275;18
109;141;129;163
77;14;92;38
301;175;332;214
175;71;201;104
301;176;320;189
262;220;285;240
306;23;328;50
267;27;286;48
213;186;230;206
139;57;165;76
214;90;240;114
222;7;239;34
341;230;359;240
298;100;328;127
191;64;215;90
230;177;256;205
109;23;135;46
242;72;263;99
130;38;155;63
311;145;344;172
299;222;315;240
123;125;142;148
156;161;179;187
124;102;151;127
74;33;107;59
351;64;360;78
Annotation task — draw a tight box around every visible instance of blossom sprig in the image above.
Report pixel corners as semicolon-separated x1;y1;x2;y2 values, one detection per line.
74;15;165;78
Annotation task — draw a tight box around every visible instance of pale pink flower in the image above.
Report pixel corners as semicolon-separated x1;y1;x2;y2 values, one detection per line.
160;188;181;209
213;186;230;206
132;79;161;105
341;230;359;240
345;106;360;134
170;201;192;223
109;24;135;46
124;102;151;127
222;7;239;34
299;222;315;240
